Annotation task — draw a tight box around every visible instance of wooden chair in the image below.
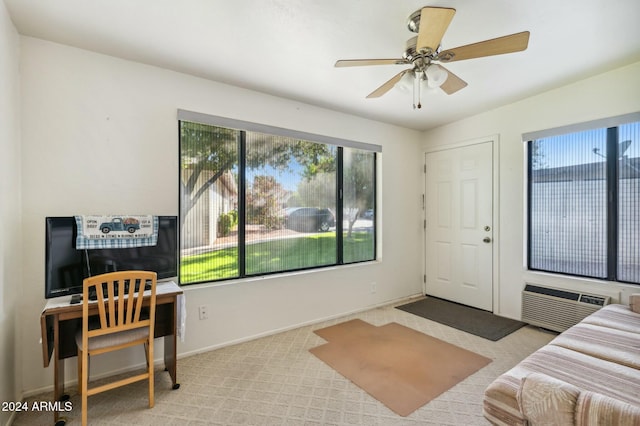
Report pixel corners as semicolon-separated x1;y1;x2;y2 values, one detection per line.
75;270;157;426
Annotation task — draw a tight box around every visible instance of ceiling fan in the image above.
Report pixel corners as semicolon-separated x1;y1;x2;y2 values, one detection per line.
335;7;530;108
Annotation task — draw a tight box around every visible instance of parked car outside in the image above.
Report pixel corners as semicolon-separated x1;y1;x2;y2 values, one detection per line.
284;207;335;232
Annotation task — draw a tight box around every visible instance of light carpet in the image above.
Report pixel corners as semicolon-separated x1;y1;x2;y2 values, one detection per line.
13;300;555;425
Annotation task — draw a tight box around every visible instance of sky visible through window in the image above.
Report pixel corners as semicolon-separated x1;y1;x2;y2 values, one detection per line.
533;123;639;169
246;162;303;191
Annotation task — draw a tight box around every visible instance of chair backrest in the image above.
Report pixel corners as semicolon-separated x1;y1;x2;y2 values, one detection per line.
82;270;157;339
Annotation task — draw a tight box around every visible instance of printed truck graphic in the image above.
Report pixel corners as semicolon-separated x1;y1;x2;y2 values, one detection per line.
99;217;140;234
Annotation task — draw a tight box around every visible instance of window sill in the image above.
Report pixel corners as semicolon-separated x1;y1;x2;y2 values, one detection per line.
181;259;382;292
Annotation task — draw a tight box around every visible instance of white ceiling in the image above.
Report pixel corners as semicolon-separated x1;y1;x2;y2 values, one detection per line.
5;0;640;131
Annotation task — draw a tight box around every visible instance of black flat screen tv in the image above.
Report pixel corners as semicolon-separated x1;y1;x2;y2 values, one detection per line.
45;216;178;299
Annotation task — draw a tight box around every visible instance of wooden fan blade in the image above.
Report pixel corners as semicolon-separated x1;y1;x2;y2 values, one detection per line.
416;7;456;53
438;66;468;95
335;59;407;67
366;70;409;98
439;31;530;63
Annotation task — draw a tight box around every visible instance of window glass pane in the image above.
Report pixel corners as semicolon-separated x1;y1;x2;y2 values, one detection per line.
245;134;337;274
343;148;375;263
179;117;378;285
529;129;608;278
180;122;239;283
618;122;640;283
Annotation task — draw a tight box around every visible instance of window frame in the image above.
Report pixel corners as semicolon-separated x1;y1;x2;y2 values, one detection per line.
525;112;640;285
178;110;380;285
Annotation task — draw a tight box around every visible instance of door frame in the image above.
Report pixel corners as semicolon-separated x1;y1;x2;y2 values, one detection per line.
423;135;501;313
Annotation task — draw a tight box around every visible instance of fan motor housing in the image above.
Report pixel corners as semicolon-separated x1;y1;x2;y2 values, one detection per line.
407;9;422;33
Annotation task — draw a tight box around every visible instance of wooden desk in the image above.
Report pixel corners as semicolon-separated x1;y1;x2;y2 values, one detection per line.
40;281;183;424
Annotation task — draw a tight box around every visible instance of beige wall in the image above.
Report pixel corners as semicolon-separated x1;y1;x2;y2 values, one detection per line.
421;61;640;320
19;37;424;393
12;26;640;398
0;1;22;423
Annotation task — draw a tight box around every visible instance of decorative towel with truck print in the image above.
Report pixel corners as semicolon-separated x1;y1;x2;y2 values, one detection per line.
74;215;158;249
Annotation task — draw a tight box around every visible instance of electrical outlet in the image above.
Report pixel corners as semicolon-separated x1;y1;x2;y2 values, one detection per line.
198;305;209;320
370;282;377;294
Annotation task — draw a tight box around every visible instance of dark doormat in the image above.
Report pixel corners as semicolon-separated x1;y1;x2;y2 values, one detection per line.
396;296;526;341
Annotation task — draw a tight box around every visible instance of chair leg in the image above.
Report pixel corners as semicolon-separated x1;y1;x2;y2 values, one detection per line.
81;350;89;426
148;339;154;408
77;349;82;395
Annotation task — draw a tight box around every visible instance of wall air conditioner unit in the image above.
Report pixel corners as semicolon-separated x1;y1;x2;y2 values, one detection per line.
522;284;610;332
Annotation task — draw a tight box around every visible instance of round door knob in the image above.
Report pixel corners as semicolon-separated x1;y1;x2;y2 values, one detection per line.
483;237;492;243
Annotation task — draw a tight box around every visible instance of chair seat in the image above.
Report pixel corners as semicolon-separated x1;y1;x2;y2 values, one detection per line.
76;327;149;351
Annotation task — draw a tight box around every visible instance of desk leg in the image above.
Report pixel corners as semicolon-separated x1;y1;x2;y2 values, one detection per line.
164;296;179;389
52;317;68;424
164;333;179;389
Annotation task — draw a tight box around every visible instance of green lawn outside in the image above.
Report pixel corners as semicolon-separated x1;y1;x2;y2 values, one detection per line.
180;232;374;284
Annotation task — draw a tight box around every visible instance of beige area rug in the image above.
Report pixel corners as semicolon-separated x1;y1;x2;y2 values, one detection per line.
310;319;492;416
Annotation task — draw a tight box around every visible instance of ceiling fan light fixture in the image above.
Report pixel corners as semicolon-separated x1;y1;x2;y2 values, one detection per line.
426;64;448;88
394;70;415;92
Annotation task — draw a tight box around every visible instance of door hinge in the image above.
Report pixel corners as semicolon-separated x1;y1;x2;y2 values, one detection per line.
423;164;427;173
423;274;427;284
423;219;427;229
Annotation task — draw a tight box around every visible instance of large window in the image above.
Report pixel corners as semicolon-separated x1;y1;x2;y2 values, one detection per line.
178;112;378;285
527;114;640;285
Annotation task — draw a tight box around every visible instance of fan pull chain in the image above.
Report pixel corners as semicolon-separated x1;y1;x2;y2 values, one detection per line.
412;75;416;109
412;73;418;109
415;72;422;109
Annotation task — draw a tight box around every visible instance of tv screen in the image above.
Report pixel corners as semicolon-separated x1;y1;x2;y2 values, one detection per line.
45;216;178;299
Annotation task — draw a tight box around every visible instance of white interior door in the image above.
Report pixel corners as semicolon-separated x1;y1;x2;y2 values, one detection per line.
424;142;494;311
